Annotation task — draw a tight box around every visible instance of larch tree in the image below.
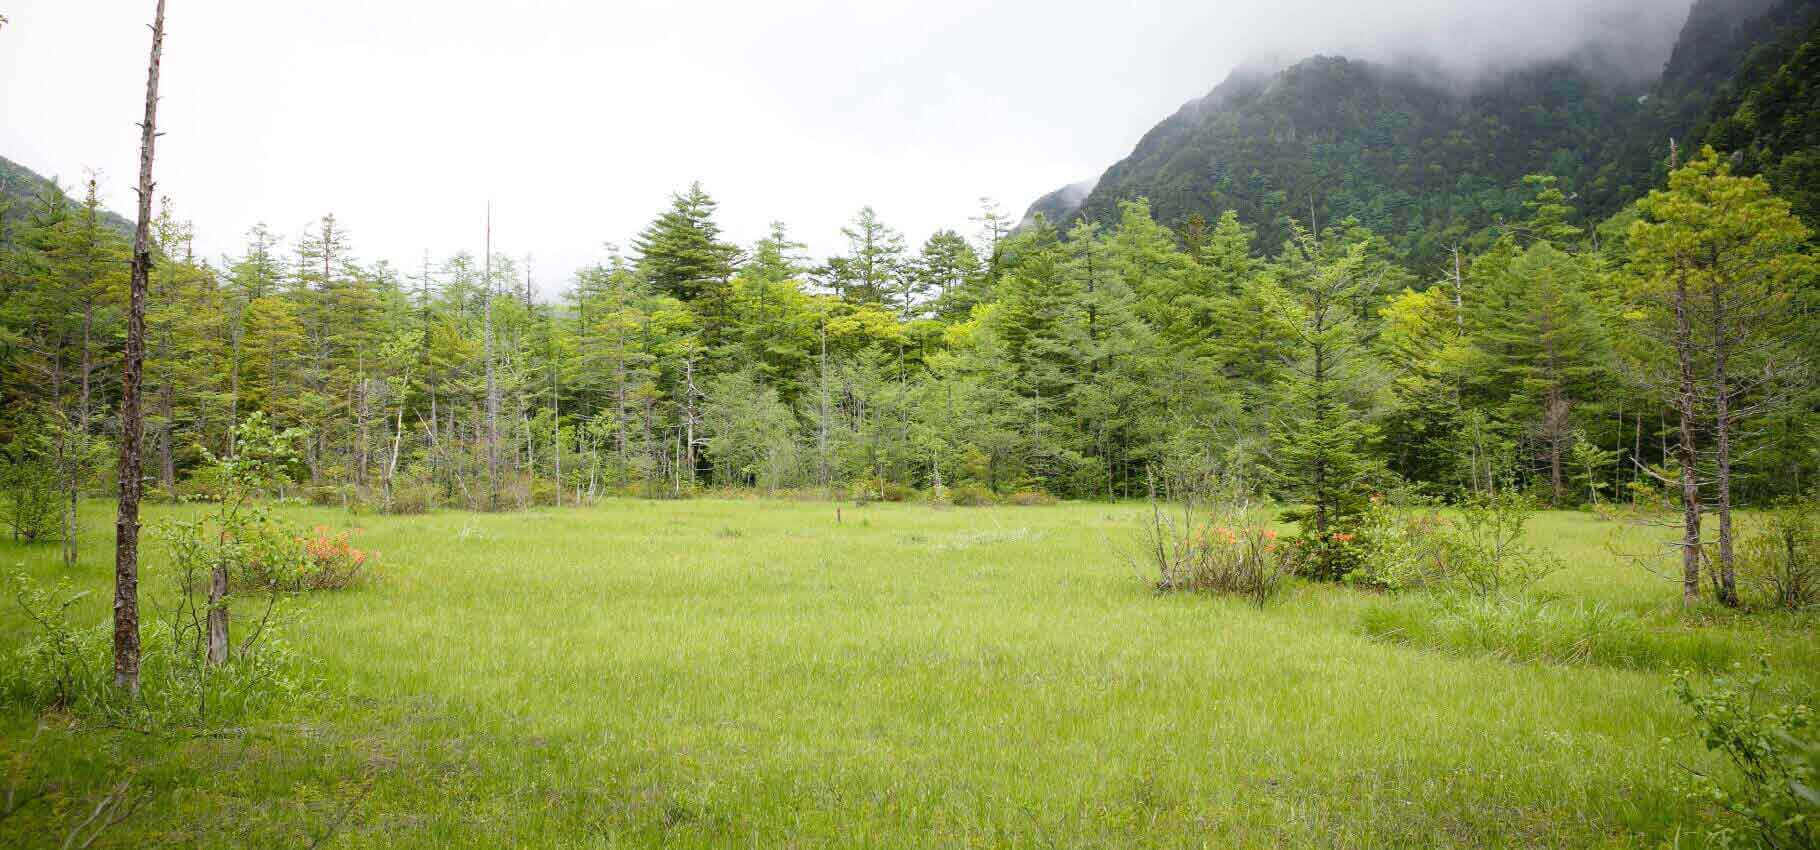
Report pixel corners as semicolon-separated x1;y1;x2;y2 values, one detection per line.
1628;147;1816;605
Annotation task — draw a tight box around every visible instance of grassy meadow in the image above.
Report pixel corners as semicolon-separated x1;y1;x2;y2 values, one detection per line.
1;498;1815;848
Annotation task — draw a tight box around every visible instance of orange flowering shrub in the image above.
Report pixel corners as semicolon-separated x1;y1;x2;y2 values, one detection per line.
284;526;375;591
1142;509;1289;605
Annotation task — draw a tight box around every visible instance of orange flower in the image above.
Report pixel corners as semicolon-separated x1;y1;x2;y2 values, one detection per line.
1262;529;1278;540
1332;533;1354;543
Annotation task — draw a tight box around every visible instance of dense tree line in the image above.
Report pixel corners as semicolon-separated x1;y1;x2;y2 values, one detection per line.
0;153;1813;554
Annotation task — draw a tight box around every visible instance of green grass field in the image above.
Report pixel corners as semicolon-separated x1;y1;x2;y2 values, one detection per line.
1;499;1814;848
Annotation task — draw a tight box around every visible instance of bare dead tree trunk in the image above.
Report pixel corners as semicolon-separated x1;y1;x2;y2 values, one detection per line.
1672;268;1702;605
1711;280;1739;606
682;348;700;492
818;317;831;497
1451;245;1466;331
1546;393;1569;505
115;0;166;694
550;344;561;507
483;203;499;510
205;549;228;666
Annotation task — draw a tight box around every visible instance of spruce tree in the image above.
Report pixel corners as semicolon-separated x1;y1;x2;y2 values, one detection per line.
1269;224;1384;576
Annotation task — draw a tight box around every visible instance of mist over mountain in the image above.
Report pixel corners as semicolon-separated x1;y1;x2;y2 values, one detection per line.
1026;0;1820;268
1227;0;1691;87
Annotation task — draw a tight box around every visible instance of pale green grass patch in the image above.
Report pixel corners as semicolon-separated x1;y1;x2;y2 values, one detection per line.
0;499;1808;847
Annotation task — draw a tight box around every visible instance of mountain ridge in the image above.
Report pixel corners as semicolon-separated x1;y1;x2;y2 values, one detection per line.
1025;0;1820;265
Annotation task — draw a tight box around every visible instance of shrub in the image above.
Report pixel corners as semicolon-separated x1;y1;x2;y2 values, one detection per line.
0;458;59;544
1338;497;1456;592
1278;530;1368;583
1130;472;1289;606
1360;593;1737;670
1008;490;1057;507
1738;495;1819;611
161;507;300;594
385;482;436;515
305;485;343;507
1670;662;1817;849
949;484;998;507
1342;490;1560;596
3;573;98;711
879;482;916;503
291;526;374;591
1448;490;1561;596
2;569;309;726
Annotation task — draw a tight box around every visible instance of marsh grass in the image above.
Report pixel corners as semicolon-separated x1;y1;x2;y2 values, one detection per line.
1359;592;1741;671
0;499;1812;848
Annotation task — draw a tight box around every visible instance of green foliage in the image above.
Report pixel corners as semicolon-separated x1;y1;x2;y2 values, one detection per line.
4;571;93;710
1446;490;1565;597
0;438;58;544
947;483;998;506
1738;494;1820;610
1670;661;1818;849
633;182;738;306
1341;489;1562;596
161;415;367;594
1692;0;1820;227
1;569;309;726
1568;432;1621;506
1056;56;1655;269
1;0;1815;532
1269;223;1388;575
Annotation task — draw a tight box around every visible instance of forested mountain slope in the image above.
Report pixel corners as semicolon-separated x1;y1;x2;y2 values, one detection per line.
1028;0;1820;267
0;155;132;237
1689;0;1820;221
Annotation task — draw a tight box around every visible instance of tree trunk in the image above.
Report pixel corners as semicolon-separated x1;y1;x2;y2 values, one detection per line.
1711;287;1738;606
160;380;176;490
1672;270;1702;605
115;0;166;695
205;560;228;666
484;205;499;510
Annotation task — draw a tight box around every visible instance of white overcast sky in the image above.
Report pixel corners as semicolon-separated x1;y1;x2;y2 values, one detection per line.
0;0;1690;293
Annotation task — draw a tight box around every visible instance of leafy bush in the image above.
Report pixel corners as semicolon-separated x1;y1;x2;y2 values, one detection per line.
879;482;916;503
161;506;301;595
1342;490;1561;596
4;573;96;711
1008;490;1057;507
949;484;998;507
1360;593;1738;670
1670;662;1817;849
1277;530;1368;583
1738;495;1819;611
0;455;59;544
